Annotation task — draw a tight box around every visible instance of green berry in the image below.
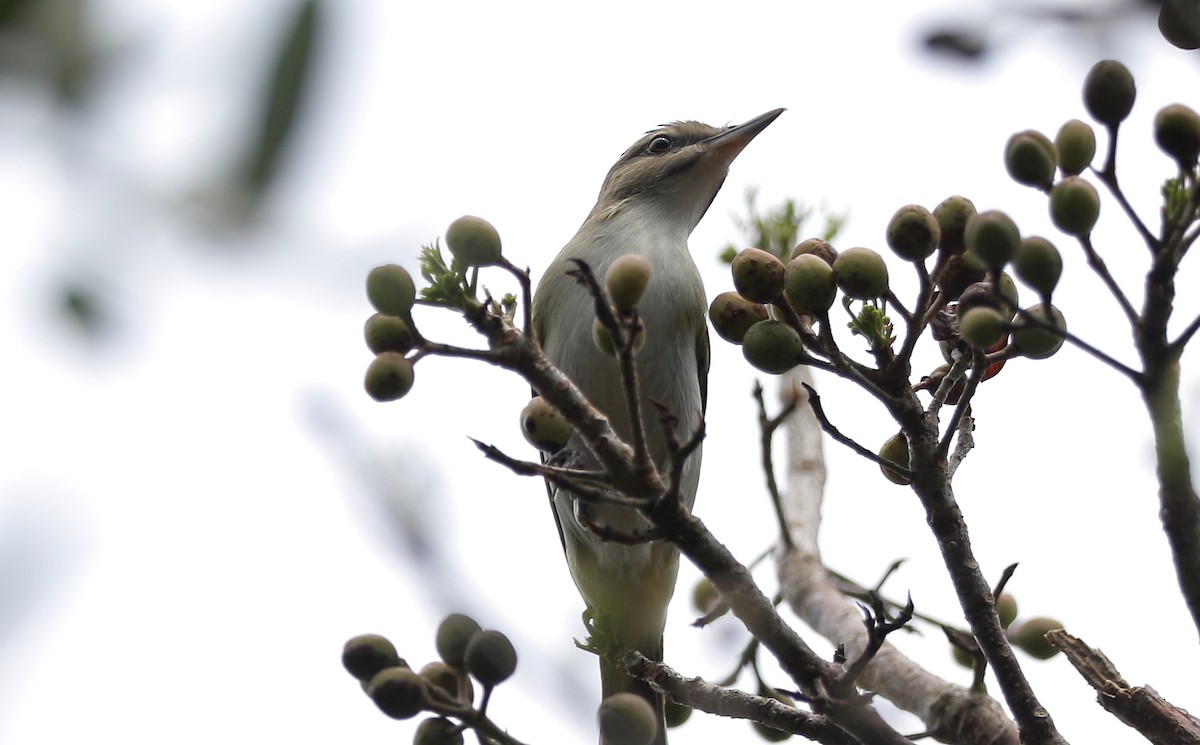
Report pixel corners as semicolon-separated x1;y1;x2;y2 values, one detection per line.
732;247;786;303
1009;617;1064;660
1005;130;1057;190
665;699;693;728
996;271;1020;315
414;717;464;745
789;237;838;266
1159;1;1200;49
1049;177;1100;237
1154;103;1200;171
366;264;417;317
364;313;416;355
598;693;659;745
1054;119;1096;176
365;353;415;402
937;254;987;300
952;644;976;669
997;593;1019;629
435;613;481;669
691;576;720;614
708;291;769;344
342;634;403;682
886;204;941;261
445;215;502;267
751;687;795;742
593;317;644;356
832;247;889;299
1014;237;1063;298
605;254;653;311
955;281;1003;318
418;662;464;701
960;306;1007;350
878;433;910;486
752;721;793;742
1083;60;1136;128
367;667;426;720
520;397;572;452
742;320;804;375
964;210;1020;271
463;629;517;687
783;254;836;315
934;195;977;255
1013;304;1067;359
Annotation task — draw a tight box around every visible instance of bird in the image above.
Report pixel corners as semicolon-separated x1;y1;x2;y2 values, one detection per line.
531;109;783;744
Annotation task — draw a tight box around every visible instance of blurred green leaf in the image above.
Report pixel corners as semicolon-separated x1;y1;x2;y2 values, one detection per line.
241;0;322;195
721;187;845;262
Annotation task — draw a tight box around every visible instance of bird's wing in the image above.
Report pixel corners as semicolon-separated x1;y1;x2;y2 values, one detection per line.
535;397;569;557
697;322;710;414
529;273;570;557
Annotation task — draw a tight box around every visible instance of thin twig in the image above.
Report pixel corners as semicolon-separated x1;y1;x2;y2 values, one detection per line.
1172;313;1200;353
895;259;935;370
469;438;647;509
1077;233;1140;326
754;381;800;550
576;511;662;544
617;650;866;745
652;402;704;517
937;354;985;459
565;258;654;473
800;383;912;480
884;289;914;325
1008;305;1143;382
496;257;534;338
992;563;1018;600
1092;131;1159;252
947;407;976;477
716;634;763;686
840;594;914;689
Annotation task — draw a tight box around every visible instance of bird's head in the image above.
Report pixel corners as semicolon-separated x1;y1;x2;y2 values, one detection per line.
590;108;785;233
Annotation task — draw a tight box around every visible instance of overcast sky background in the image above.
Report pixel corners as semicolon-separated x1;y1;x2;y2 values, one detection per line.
1;1;1199;744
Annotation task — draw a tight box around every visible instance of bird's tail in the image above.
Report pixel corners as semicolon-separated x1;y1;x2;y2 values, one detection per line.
598;637;668;745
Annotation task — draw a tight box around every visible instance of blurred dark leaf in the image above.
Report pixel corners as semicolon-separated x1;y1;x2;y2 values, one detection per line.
923;28;988;61
58;279;108;339
0;0;97;104
240;0;323;198
920;0;1178;65
0;0;38;28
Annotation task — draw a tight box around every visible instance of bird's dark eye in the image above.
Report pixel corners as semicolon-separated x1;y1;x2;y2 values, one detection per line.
647;135;672;154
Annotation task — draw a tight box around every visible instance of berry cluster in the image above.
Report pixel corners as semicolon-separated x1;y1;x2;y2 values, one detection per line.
362;216;505;402
341;614;517;745
712;191;1067;392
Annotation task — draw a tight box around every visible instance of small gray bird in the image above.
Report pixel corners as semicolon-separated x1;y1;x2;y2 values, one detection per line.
532;109;782;744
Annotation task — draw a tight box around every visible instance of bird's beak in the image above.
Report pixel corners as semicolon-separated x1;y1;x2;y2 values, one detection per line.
701;108;786;160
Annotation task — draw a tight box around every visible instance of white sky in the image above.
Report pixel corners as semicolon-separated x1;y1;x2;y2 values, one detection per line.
1;1;1199;744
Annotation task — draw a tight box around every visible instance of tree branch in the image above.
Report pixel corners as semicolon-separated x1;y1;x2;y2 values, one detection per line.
617;650;866;745
775;370;1020;745
1047;630;1200;745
